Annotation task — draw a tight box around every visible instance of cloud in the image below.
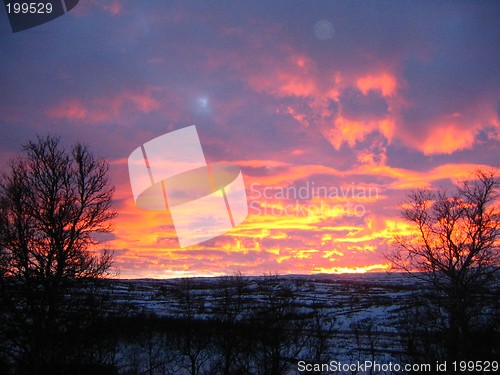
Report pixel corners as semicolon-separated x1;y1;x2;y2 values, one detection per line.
46;88;161;124
1;1;499;278
420;123;476;155
339;88;388;121
357;73;397;97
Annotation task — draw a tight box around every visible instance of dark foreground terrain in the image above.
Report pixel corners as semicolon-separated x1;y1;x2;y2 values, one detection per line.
1;272;498;374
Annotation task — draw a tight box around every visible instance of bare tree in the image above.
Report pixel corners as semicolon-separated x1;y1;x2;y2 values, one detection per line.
212;272;251;375
302;303;337;375
253;274;307;375
0;135;115;282
171;278;211;375
386;169;499;360
0;135;117;374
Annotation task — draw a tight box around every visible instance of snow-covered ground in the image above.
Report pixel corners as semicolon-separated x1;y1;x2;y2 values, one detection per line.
99;272;422;361
88;272;497;374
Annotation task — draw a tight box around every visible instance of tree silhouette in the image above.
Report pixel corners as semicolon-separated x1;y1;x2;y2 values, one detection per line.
252;274;306;375
171;278;211;375
387;170;499;360
0;135;117;374
212;272;251;375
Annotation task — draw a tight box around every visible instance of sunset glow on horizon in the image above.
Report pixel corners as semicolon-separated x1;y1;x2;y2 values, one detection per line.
1;1;499;278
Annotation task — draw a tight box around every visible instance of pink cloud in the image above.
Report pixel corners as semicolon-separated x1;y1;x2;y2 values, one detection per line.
46;88;161;124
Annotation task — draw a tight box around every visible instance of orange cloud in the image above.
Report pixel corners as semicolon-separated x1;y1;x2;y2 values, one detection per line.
420;123;476;155
329;116;377;148
107;157;496;278
357;73;397;97
46;88;161;124
314;263;391;274
320;116;395;152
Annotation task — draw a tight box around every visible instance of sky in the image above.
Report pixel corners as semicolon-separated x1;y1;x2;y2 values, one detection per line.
0;0;499;278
